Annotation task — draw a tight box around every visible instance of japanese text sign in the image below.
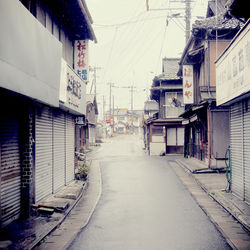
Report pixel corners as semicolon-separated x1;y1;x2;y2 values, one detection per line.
183;65;194;104
74;40;89;82
216;22;250;106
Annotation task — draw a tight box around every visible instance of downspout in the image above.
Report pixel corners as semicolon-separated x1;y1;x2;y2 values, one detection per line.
207;102;212;168
207;40;212;99
206;38;212;168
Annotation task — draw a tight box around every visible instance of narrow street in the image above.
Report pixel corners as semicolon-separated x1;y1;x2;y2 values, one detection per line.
69;134;230;250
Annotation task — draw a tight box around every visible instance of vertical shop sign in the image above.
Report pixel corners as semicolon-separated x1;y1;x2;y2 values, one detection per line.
183;65;194;104
74;40;89;82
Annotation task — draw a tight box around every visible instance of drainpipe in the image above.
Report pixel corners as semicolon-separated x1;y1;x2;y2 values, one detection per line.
207;40;212;99
206;38;212;168
207;101;212;168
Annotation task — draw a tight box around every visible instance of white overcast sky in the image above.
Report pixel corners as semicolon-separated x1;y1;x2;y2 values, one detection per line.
85;0;208;116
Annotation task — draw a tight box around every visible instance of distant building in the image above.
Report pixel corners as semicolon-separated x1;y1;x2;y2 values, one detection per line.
146;58;184;155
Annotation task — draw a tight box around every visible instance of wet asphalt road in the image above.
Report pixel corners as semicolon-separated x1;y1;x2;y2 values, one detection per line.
69;134;230;250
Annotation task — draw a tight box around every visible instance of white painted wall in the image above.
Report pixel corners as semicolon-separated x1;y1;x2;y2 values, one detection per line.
152;135;165;143
150;143;165;155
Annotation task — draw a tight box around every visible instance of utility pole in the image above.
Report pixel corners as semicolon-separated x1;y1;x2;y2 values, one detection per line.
106;82;114;136
102;95;105;121
131;85;134;112
89;66;102;95
112;95;114;133
130;85;136;133
185;0;191;44
109;83;112;117
166;0;192;44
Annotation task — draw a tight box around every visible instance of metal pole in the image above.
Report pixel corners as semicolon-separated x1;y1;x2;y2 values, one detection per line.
103;95;105;121
109;83;112;118
112;95;114;133
185;0;191;44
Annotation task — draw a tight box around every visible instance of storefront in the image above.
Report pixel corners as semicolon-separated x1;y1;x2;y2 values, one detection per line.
216;20;250;202
0;90;31;227
147;119;184;155
34;106;76;202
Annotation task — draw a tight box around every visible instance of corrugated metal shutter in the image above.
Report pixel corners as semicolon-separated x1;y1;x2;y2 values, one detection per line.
0;114;21;227
35;107;53;202
230;102;243;199
243;99;250;203
65;114;75;184
53;110;65;192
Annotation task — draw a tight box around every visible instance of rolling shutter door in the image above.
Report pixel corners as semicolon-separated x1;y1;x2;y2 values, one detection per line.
0;114;21;227
230;102;243;199
35;107;53;202
65;114;75;184
53;110;65;192
243;99;250;203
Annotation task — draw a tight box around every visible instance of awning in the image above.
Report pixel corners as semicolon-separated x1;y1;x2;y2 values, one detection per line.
182;119;189;125
179;101;208;118
190;115;198;122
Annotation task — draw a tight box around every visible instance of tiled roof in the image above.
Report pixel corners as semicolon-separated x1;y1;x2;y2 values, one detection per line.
159;58;181;80
193;13;241;30
158;73;180;80
162;58;180;74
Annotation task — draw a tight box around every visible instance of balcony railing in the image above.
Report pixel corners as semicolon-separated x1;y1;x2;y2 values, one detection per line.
165;106;184;118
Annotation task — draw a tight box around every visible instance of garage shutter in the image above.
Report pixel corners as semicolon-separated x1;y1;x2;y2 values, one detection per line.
53;110;65;192
35;107;53;202
230;102;243;199
243;100;250;203
65;114;75;184
0;113;21;227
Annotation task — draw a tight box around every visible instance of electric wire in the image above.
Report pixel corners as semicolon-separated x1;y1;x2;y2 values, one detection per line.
116;26;166;82
102;27;118;83
107;14;163;78
155;24;167;74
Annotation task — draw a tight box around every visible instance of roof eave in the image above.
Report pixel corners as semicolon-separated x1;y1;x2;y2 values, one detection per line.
78;0;97;43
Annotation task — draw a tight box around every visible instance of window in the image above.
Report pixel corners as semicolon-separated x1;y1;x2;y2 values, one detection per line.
152;127;163;135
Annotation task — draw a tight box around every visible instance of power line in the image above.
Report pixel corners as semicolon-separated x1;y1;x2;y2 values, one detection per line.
155;24;167;74
102;27;118;83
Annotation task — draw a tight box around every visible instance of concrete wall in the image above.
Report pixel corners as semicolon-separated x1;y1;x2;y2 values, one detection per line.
150;142;165;155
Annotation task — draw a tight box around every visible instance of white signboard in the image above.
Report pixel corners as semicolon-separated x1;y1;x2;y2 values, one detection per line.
60;58;86;115
216;22;250;106
74;40;89;82
183;65;194;104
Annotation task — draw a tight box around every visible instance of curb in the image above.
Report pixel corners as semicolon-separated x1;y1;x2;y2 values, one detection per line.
29;181;88;250
174;159;237;250
176;159;250;233
63;160;102;250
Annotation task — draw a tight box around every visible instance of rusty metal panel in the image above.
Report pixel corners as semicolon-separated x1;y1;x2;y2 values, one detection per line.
0;113;21;227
